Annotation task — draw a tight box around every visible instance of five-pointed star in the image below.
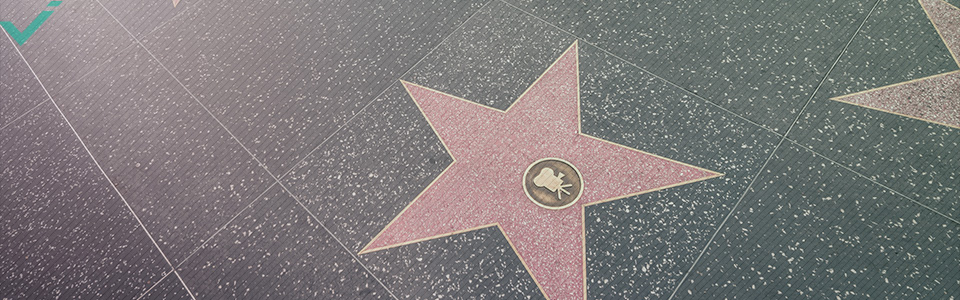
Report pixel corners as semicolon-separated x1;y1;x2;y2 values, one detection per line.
360;42;722;299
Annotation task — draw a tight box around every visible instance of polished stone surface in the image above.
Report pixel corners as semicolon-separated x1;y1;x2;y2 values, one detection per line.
578;42;783;299
139;273;192;300
505;0;875;133
138;0;487;174
790;0;960;221
402;1;576;110
675;143;960;299
3;0;958;298
50;46;275;264
6;0;136;94
176;185;392;299
1;103;171;298
363;45;718;299
362;226;544;299
0;35;44;128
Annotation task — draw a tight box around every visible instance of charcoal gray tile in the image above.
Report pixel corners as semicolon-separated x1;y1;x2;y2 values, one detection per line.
53;45;274;264
790;99;960;220
0;35;45;127
401;1;575;110
8;0;136;94
282;82;451;252
675;143;960;299
788;0;960;220
177;185;392;299
6;0;958;297
505;0;877;133
361;226;545;299
946;0;960;9
139;273;192;300
577;42;782;299
817;0;958;100
139;0;487;174
98;0;197;39
1;102;169;299
282;81;541;299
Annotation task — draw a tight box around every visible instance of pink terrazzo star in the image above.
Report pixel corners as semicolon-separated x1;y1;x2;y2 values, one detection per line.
360;42;721;299
834;0;960;129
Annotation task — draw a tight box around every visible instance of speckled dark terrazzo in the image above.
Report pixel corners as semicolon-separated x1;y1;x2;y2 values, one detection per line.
137;0;487;174
8;0;136;94
401;0;575;110
789;0;960;220
504;0;875;133
0;36;44;127
361;226;544;299
97;0;196;39
176;185;392;300
675;144;960;299
3;0;960;298
790;99;960;220
281;83;451;253
815;0;958;100
578;42;782;299
281;84;547;298
814;0;960;130
139;273;192;300
1;103;171;299
50;45;275;264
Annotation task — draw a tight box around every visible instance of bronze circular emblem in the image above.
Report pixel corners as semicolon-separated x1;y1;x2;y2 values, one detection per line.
523;158;584;210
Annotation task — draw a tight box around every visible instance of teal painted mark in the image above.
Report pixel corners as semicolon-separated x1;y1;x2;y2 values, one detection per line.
1;1;62;45
1;11;54;45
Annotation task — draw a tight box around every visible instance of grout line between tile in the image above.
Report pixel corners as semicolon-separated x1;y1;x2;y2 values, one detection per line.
276;0;498;180
783;137;960;225
93;1;400;297
90;0;498;297
503;0;960;226
497;0;786;138
0;99;46;131
8;0;954;298
274;180;400;299
170;180;279;269
168;268;197;299
665;0;885;298
3;28;197;300
2;0;209;133
142;0;208;40
491;1;960;294
134;269;174;300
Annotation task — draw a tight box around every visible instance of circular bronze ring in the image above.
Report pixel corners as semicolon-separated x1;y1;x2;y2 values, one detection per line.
523;157;584;210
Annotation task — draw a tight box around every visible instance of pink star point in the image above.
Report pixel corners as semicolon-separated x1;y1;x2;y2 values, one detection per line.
362;42;720;299
830;0;960;129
